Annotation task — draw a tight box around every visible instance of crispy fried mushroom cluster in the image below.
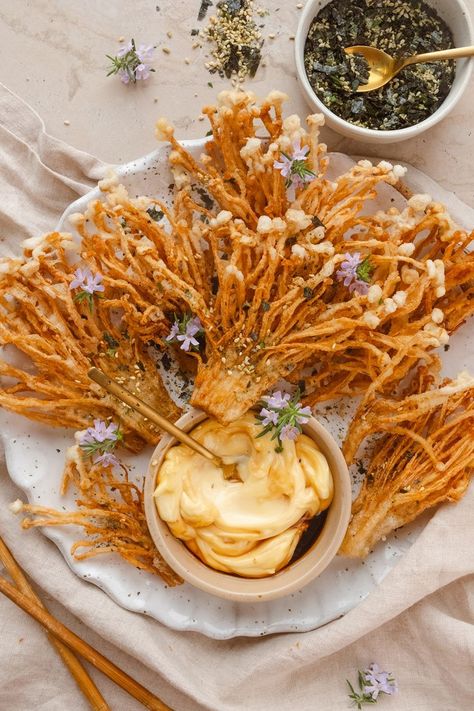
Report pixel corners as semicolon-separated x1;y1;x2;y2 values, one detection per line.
341;369;474;558
2;90;474;570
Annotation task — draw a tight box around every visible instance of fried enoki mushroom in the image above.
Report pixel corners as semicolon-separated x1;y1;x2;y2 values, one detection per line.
4;92;472;428
13;448;182;586
151;91;474;421
340;369;474;558
0;231;180;450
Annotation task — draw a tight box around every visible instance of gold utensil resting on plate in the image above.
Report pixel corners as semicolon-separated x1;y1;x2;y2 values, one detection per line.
88;367;223;467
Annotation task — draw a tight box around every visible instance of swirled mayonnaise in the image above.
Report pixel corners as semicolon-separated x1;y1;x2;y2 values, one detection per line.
153;413;333;578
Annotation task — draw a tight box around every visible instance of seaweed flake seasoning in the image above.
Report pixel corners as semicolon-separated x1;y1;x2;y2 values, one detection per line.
304;0;455;130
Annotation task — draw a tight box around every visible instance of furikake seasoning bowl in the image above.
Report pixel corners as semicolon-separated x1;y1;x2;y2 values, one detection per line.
295;0;474;144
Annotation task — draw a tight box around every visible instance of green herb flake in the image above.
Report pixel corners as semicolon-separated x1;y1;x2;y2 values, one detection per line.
147;206;164;221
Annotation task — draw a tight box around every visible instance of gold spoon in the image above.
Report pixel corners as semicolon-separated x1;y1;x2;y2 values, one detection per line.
345;44;474;93
87;367;223;467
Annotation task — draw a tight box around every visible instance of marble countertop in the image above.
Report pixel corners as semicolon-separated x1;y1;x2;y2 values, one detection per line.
0;0;473;207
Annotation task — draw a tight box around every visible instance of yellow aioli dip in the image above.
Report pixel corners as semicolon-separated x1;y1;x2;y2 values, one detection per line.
153;413;333;578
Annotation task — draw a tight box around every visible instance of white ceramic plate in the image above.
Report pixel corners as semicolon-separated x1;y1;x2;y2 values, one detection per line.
2;139;473;639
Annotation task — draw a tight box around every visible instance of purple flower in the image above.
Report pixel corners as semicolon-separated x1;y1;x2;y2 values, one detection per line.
165;322;180;342
337;252;361;286
79;419;119;446
273;153;293;179
295;405;312;425
135;63;151;81
363;664;398;700
177;331;200;352
336;253;373;295
70;267;89;290
292;140;310;161
166;315;203;352
259;407;279;426
107;39;154;84
70;267;104;295
184;316;202;337
274;139;314;194
280;424;300;441
78;420;122;464
261;391;291;410
117;41;133;58
118;68;131;84
93;451;120;470
136;44;154;63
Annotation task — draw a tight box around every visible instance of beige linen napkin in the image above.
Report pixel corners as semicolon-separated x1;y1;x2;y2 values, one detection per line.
1;81;473;711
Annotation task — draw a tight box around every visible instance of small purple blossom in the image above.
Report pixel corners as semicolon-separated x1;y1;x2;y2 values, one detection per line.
273;153;293;179
70;267;104;295
166;314;203;352
165;322;180;342
117;41;133;58
79;419;119;446
260;408;279;426
256;388;312;453
135;63;151;81
107;39;155;84
93;451;120;470
136;44;154;63
295;405;312;425
274;139;315;195
347;664;398;708
177;331;200;351
280;424;300;441
78;419;122;464
336;252;373;295
363;664;398;700
337;252;361;286
118;68;131;84
261;391;291;410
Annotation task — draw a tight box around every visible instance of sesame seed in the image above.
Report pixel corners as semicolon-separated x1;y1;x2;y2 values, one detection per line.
162;46;171;54
63;120;70;126
166;30;173;38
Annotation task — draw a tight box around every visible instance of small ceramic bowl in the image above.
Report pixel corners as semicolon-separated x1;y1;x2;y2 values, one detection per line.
295;0;474;144
144;409;352;602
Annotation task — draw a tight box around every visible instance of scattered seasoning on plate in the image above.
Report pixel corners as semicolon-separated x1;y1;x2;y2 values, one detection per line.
203;0;264;81
304;0;455;130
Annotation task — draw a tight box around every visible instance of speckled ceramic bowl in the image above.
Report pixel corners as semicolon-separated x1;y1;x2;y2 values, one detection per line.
144;408;352;603
295;0;474;144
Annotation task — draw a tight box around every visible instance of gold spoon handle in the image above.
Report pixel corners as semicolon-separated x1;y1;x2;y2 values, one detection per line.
87;367;220;465
403;45;474;68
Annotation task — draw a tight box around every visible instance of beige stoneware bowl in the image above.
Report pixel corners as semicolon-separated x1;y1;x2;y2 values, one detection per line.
144;408;352;602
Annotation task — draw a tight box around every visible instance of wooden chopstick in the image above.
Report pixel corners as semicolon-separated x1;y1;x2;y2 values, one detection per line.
0;574;172;711
0;536;110;711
